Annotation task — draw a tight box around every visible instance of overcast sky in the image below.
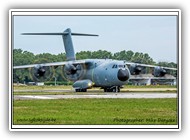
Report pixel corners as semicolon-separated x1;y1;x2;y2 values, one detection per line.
13;15;177;63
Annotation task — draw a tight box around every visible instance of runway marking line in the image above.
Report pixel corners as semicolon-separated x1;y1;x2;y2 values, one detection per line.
14;93;177;100
19;95;55;100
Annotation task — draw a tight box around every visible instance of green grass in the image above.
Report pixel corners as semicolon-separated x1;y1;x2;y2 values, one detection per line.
13;98;178;125
13;85;73;90
13;91;104;95
124;85;177;88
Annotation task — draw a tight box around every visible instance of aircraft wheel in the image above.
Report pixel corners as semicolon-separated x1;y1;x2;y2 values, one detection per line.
112;88;116;92
118;87;120;92
75;89;80;92
104;88;111;92
112;87;120;93
82;89;87;92
75;89;87;92
104;87;120;92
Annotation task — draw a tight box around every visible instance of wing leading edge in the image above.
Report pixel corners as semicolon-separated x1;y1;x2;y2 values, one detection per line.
125;62;177;70
13;60;86;69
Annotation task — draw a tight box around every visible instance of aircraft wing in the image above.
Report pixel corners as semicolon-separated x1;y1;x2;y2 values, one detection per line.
129;74;176;79
129;77;176;80
13;60;86;69
125;62;177;70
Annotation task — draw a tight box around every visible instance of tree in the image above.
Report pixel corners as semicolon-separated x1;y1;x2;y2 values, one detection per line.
91;50;112;59
13;48;177;83
113;50;134;61
76;51;92;59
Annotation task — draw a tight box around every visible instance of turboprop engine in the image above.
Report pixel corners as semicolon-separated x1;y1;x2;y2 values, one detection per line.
129;64;142;75
29;64;54;82
153;66;167;77
61;63;86;81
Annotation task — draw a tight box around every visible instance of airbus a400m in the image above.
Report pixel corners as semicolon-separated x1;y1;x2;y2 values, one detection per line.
13;28;177;92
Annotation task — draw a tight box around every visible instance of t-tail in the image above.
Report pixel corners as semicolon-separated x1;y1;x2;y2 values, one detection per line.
22;28;98;61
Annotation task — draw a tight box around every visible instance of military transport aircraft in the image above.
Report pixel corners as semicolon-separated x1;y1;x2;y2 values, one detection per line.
13;28;177;92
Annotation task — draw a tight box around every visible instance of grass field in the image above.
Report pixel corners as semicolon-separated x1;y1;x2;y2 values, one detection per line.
13;98;178;125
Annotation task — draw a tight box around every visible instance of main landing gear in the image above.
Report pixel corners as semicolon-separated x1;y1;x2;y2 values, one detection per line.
75;88;87;92
104;86;120;92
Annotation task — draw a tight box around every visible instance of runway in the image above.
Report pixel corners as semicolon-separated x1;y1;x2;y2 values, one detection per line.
14;93;177;100
14;88;177;93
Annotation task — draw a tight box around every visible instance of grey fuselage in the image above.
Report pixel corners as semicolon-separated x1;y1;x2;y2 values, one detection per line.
78;59;130;88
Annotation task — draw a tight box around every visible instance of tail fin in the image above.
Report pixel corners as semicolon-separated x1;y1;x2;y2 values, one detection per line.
22;28;98;61
62;28;75;61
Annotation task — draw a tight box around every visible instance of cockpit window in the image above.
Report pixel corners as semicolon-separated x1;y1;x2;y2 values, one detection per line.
112;64;118;68
112;64;126;68
118;65;126;68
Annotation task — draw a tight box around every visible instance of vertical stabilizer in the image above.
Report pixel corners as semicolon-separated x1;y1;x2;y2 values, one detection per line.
62;28;76;61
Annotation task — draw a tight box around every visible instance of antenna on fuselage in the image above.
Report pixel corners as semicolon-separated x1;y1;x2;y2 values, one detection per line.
22;28;99;61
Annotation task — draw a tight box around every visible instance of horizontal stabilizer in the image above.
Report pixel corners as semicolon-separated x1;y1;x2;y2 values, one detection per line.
22;32;99;36
21;28;98;61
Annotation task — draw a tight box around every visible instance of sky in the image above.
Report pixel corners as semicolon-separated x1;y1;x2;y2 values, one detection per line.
13;15;177;63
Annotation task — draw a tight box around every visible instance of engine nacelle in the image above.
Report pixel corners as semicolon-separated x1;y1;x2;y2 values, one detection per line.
129;64;142;75
153;67;166;77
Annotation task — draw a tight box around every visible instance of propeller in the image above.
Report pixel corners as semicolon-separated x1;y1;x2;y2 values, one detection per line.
153;66;167;77
29;58;55;82
61;63;86;81
129;64;143;75
29;65;55;82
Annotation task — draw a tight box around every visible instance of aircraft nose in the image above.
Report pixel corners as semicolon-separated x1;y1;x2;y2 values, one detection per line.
117;69;129;81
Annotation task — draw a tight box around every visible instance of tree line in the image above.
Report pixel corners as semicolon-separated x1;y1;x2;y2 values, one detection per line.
13;49;177;83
